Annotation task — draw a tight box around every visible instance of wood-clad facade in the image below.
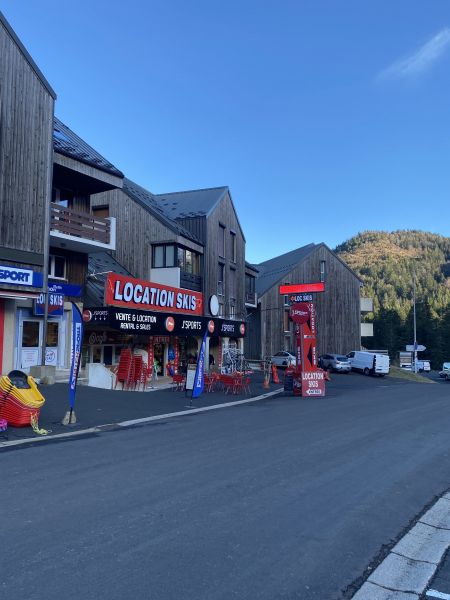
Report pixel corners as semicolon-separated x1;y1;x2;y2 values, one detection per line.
0;11;55;278
254;244;361;359
0;12;56;374
189;190;246;320
91;187;200;279
92;187;247;322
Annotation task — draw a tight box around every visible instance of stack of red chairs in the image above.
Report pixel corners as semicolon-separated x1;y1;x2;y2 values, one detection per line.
115;349;132;390
130;354;144;390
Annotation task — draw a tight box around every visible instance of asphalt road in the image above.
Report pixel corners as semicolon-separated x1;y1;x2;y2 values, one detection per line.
1;373;450;600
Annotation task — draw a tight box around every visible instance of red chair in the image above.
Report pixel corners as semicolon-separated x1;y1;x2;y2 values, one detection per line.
115;349;132;389
172;374;185;391
130;355;144;390
138;362;153;391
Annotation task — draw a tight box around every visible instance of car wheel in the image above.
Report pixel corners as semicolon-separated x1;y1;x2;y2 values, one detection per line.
364;367;370;376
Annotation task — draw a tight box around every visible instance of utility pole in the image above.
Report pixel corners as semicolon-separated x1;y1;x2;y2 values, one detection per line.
412;258;418;374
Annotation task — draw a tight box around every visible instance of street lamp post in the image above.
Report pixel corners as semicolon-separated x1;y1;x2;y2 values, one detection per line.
412;257;420;374
413;262;417;374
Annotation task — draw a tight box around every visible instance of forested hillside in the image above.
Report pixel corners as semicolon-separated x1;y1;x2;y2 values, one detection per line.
335;231;450;367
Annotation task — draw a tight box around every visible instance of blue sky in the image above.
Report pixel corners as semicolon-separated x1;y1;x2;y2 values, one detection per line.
2;1;450;262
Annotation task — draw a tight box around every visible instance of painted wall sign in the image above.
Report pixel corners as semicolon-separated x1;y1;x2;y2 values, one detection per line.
0;265;43;288
34;292;64;316
105;273;203;316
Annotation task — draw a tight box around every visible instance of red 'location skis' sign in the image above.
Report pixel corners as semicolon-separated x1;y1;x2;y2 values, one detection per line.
290;302;310;325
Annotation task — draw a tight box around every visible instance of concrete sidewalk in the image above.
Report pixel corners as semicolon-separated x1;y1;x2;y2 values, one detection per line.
0;371;282;442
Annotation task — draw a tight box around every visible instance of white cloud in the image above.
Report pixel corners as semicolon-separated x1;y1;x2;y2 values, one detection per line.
378;28;450;80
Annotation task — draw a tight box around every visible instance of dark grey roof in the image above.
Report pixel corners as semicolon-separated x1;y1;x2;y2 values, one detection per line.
153;187;228;219
255;244;317;296
123;178;202;245
245;261;259;273
85;252;132;306
0;11;56;99
53;117;124;178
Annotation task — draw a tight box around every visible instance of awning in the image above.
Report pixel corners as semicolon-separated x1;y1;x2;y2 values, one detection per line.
0;290;40;300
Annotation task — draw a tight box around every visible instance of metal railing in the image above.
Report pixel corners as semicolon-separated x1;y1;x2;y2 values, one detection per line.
50;203;111;244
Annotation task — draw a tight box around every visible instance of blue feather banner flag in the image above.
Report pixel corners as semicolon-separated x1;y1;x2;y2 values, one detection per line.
192;330;207;399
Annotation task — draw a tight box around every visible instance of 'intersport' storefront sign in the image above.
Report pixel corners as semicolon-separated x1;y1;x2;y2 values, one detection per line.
83;306;246;338
0;265;43;287
105;273;203;316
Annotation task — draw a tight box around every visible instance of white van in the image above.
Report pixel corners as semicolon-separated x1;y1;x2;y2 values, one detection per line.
346;351;390;376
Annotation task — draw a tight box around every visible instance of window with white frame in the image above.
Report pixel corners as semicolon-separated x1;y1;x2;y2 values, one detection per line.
48;255;66;279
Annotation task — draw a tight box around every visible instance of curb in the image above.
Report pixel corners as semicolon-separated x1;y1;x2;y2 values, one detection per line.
350;493;450;599
0;388;284;450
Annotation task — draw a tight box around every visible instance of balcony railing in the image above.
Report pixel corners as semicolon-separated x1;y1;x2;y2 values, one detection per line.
50;203;111;244
180;271;202;292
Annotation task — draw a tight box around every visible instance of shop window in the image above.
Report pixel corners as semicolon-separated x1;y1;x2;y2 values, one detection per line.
22;321;40;347
46;322;59;347
103;346;113;366
49;255;66;280
92;347;102;363
230;231;236;262
284;310;290;332
284;294;289;307
218;263;224;296
218;224;225;258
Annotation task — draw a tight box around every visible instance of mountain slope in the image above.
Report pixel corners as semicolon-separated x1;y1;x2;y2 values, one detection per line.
335;230;450;366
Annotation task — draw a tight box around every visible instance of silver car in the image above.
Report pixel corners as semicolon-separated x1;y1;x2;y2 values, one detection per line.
320;353;351;373
271;351;296;368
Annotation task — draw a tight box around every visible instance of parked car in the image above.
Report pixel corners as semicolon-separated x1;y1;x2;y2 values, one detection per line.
319;354;351;373
439;362;450;380
346;351;390;376
271;351;296;368
412;360;431;373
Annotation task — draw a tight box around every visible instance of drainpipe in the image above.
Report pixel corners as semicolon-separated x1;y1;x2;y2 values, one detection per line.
41;110;54;367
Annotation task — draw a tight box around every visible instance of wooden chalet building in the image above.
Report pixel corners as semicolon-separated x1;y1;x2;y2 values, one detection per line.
246;243;362;359
89;182;247;372
0;11;55;374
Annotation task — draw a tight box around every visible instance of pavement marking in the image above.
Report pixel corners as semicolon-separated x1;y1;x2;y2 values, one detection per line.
0;388;284;449
426;591;450;599
351;492;450;599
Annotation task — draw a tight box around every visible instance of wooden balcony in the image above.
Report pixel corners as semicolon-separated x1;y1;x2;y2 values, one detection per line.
50;203;116;252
